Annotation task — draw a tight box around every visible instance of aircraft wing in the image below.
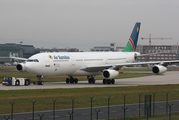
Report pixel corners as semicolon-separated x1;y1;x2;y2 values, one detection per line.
10;56;28;61
80;60;179;71
80;64;113;71
0;52;28;61
0;56;27;61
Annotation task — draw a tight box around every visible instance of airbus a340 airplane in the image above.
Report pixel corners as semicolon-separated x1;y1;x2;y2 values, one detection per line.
15;22;179;85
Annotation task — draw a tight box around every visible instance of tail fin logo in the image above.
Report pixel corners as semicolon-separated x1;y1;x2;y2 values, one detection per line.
137;27;139;32
122;22;141;52
129;38;135;52
9;52;13;58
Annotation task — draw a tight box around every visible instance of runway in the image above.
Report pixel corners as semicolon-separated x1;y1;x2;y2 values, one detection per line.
1;71;179;90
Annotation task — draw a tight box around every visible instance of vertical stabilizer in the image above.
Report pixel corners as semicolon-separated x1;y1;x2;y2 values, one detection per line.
9;52;13;58
122;22;141;52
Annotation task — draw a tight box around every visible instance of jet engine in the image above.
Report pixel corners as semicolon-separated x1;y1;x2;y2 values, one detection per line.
103;69;119;79
152;65;167;74
16;63;26;72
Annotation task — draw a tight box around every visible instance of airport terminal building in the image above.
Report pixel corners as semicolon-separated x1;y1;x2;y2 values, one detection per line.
90;43;124;52
136;45;179;63
0;43;79;64
0;43;36;63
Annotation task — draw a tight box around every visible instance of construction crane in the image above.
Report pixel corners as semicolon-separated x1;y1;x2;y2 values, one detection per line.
141;34;172;46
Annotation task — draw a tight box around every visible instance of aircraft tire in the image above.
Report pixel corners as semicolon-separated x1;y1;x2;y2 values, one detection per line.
66;78;70;83
41;81;44;85
88;79;91;84
111;79;115;84
74;78;78;83
103;79;106;84
38;81;41;85
107;80;111;84
92;79;95;84
70;79;74;84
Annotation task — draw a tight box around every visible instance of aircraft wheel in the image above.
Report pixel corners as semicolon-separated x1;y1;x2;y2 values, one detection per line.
107;80;111;84
38;81;41;85
41;81;44;85
88;79;91;84
103;79;106;84
74;78;78;83
70;78;74;83
38;81;44;85
66;78;70;83
111;79;115;84
92;79;95;84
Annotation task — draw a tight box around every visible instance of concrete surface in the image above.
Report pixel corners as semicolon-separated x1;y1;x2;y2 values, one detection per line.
0;71;179;90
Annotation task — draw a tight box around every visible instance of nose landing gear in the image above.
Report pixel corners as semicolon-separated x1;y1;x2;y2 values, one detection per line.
37;75;44;85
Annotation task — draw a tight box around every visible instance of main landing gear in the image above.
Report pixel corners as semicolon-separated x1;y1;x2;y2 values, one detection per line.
87;76;95;84
66;76;78;84
103;79;115;84
65;76;115;84
37;75;44;85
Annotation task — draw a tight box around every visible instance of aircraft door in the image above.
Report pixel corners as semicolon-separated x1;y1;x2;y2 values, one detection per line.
43;56;53;75
104;55;108;64
43;56;50;67
69;55;75;67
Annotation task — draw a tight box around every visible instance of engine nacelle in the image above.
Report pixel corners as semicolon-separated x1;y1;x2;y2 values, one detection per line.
103;69;119;79
16;63;26;72
152;65;167;74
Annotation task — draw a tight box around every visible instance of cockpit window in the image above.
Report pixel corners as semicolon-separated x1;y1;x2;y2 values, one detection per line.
27;60;33;62
34;59;39;62
27;59;39;62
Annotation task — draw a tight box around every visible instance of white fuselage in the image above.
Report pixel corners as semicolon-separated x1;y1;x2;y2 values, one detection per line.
24;52;137;77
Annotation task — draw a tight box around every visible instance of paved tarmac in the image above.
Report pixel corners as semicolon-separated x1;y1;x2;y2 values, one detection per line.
0;71;179;90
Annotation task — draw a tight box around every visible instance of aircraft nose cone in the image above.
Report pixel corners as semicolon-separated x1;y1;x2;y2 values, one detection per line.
25;63;33;73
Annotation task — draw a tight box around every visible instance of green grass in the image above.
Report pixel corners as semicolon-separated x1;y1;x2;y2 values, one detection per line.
0;68;149;114
0;67;179;115
0;66;16;69
1;84;179;114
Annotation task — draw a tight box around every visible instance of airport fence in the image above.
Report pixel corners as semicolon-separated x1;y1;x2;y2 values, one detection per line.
1;91;179;120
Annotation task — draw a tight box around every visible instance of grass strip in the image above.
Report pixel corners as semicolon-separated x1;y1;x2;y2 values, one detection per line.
0;84;179;114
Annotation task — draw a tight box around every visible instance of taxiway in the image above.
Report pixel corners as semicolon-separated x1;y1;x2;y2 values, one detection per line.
0;71;179;90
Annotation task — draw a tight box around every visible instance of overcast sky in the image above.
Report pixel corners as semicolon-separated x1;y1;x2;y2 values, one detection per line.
1;0;179;51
